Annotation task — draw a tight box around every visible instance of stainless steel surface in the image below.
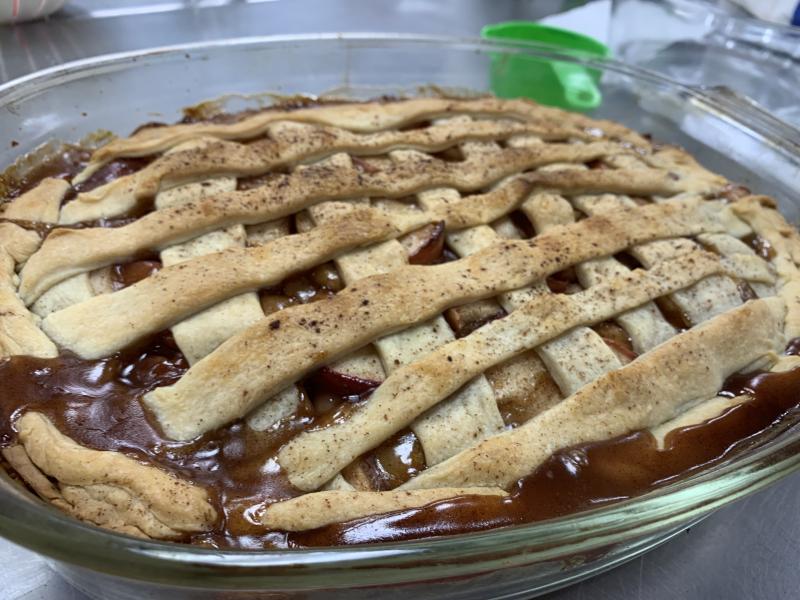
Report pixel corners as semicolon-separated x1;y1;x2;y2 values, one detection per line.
0;3;799;599
0;0;570;83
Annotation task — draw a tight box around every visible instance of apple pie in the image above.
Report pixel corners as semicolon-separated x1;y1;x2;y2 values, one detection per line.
1;96;799;548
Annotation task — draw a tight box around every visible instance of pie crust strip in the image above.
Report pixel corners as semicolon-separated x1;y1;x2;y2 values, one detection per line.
37;210;414;358
277;250;761;490
399;297;785;491
416;143;623;401
262;298;785;530
0;177;69;223
574;194;745;325
12;412;217;538
649;355;800;447
61;136;639;224
69;118;587;215
261;487;507;532
732;195;800;338
142;198;728;440
21;169;524;303
76;97;649;180
152;175;266;364
306;162;504;465
0;223;56;358
27;152;696;304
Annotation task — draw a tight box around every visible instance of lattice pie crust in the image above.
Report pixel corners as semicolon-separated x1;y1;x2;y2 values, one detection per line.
0;96;798;540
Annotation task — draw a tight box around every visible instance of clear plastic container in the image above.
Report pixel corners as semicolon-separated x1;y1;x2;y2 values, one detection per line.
1;34;800;600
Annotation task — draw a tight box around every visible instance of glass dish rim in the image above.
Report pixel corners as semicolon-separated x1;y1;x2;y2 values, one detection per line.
638;0;800;38
1;32;800;588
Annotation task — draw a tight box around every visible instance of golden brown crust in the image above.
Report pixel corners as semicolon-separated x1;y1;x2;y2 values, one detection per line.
0;222;41;263
400;297;785;490
732;195;800;338
1;96;795;540
71;118;561;214
0;224;56;358
14;412;217;538
144;197;727;441
261;487;507;532
62;138;636;224
79;97;649;175
0;178;69;223
277;250;764;491
27;145;681;302
42;209;397;359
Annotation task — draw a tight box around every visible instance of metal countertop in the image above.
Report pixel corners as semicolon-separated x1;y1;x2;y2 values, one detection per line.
1;2;798;599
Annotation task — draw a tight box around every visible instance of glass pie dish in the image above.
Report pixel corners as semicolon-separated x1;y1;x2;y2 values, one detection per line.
1;34;800;600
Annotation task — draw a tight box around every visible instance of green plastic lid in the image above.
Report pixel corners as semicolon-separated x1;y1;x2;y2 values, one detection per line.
481;21;610;111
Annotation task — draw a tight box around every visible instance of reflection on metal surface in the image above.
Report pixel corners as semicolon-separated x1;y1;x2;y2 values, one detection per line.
0;0;568;84
74;0;279;20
